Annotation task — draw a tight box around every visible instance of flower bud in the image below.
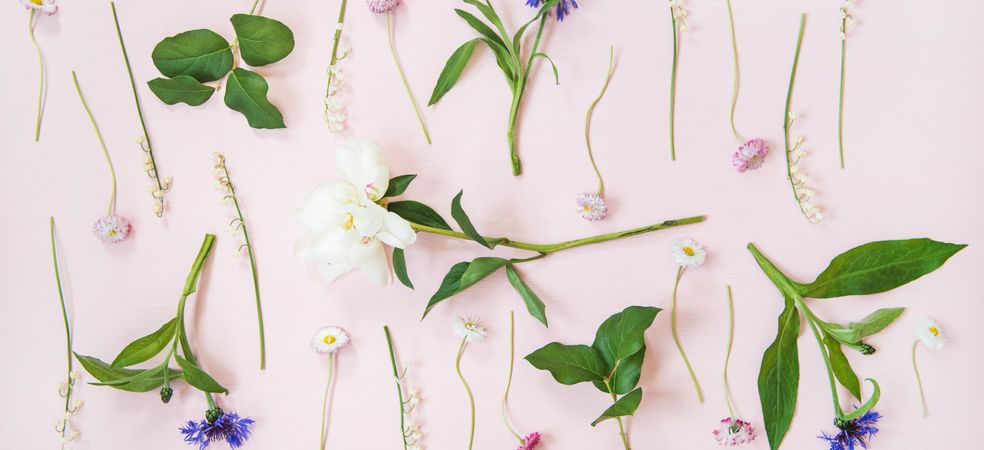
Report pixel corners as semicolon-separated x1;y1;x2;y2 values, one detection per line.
160;386;173;404
205;407;224;424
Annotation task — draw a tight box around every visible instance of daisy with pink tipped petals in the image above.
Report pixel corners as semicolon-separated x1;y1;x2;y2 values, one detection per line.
518;431;541;450
713;418;756;446
367;0;399;13
576;193;607;221
577;46;615;220
732;138;769;172
92;215;131;243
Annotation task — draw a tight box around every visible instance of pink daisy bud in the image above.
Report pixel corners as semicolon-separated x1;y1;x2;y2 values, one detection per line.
366;0;400;13
518;432;541;450
713;418;756;446
92;215;131;243
576;193;607;221
731;138;769;172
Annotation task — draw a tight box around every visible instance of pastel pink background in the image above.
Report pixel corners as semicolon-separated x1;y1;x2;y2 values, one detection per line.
2;0;983;449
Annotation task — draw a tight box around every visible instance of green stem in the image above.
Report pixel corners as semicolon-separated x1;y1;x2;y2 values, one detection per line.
837;19;847;169
671;267;704;403
912;341;928;417
319;354;334;450
723;285;736;419
249;0;262;15
798;298;844;419
506;12;549;177
456;338;475;450
72;71;117;217
603;380;632;450
725;0;745;144
29;9;44;142
669;9;679;161
384;326;410;450
585;46;615;196
410;215;705;254
324;0;349;111
501;311;523;443
386;12;431;145
50;217;72;438
783;14;808;217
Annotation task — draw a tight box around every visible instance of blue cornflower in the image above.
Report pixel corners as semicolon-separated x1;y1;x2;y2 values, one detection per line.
180;409;255;450
819;410;881;450
525;0;580;22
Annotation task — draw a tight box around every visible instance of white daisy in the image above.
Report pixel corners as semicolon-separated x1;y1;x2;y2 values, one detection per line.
311;326;350;354
672;238;706;269
576;193;607;221
22;0;57;15
92;215;131;243
915;318;945;350
452;316;487;343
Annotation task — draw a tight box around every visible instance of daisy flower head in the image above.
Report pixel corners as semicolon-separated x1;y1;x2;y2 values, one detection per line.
576;192;607;221
518;431;542;450
671;238;706;269
713;418;756;446
819;410;880;450
311;326;351;354
732;138;769;172
916;318;945;350
526;0;579;22
453;316;487;343
22;0;57;15
366;0;399;14
92;215;131;243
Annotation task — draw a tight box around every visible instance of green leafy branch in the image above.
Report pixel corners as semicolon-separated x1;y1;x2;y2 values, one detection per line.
748;238;966;450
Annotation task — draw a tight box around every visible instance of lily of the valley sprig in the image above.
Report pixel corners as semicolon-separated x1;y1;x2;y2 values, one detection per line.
312;326;350;450
368;0;432;144
713;286;756;446
50;218;83;449
527;306;660;450
324;0;351;132
578;46;615;221
23;0;56;142
912;317;946;418
384;326;424;450
213;153;267;370
72;71;132;243
429;0;567;176
783;15;822;223
453;316;487;450
724;0;769;173
747;238;965;450
667;0;688;161
502;311;541;450
837;0;856;168
670;238;706;403
111;2;172;217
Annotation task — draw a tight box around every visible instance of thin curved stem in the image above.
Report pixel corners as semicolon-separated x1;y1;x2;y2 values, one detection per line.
50;217;72;438
319;355;334;450
386;12;431;145
912;341;928;417
723;286;737;419
783;15;809;219
838;20;847;169
501;311;523;443
72;71;117;216
384;326;410;450
671;267;704;403
456;338;475;450
29;10;44;142
669;9;679;161
725;0;745;144
249;0;262;15
585;46;615;197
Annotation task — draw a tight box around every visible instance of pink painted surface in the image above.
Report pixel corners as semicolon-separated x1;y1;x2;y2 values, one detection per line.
2;0;983;449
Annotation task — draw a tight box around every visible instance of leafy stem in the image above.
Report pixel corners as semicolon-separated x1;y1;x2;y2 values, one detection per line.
386;12;432;145
50;218;74;439
603;379;631;450
671;266;704;403
584;46;615;196
72;71;117;217
29;9;45;142
384;326;411;450
456;337;476;450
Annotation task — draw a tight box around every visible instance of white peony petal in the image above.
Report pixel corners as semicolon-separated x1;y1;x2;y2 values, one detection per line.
377;211;418;249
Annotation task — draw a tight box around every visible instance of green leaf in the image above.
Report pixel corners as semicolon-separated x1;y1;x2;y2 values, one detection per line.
758;297;800;450
230;14;295;66
147;76;215;106
392;248;413;290
817;320;862;344
525;343;607;385
848;307;905;338
423;258;509;318
505;264;547;326
802;239;966;299
174;354;228;394
111;319;177;368
532;52;560;84
484;38;517;82
594;346;645;395
511;0;558;52
383;174;417;198
462;0;505;35
388;200;452;231
454;9;506;49
842;378;881;421
591;388;643;427
423;262;469;318
224;68;286;129
591;306;660;369
428;39;481;106
75;354;181;393
151;29;233;82
75;353;143;383
459;257;508;288
824;335;861;400
450;190;492;249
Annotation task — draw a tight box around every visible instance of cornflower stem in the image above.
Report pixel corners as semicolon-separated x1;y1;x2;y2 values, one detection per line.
723;285;736;420
29;9;44;142
603;379;632;450
72;71;117;216
501;311;523;444
384;326;410;450
319;354;334;450
50;218;72;438
798;298;844;419
456;337;476;450
783;14;810;220
669;8;679;161
386;12;431;145
409;215;705;254
912;341;929;417
725;0;745;144
838;17;848;169
324;0;349;113
170;234;217;413
671;267;704;403
585;46;615;196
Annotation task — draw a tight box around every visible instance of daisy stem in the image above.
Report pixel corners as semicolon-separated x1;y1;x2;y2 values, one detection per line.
324;0;349;116
837;18;847;169
783;14;809;221
456;337;475;450
725;0;745;144
501;311;524;444
671;267;704;403
723;285;736;420
319;354;334;450
386;12;431;145
669;8;679;161
50;217;72;438
29;9;44;142
912;340;929;417
72;71;117;217
585;46;614;197
384;326;411;450
409;215;705;254
249;0;262;15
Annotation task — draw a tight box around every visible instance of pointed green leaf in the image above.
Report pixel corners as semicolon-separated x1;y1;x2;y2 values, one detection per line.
450;190;492;249
525;343;607;385
842;379;881;421
151;29;233;82
147;76;215;106
591;388;643;427
849;307;905;338
75;354;181;393
424;259;507;318
383;174;417;198
75;353;143;382
111;318;177;367
758;297;800;450
230;14;295;66
454;9;506;49
175;354;228;394
824;335;861;400
817;320;862;344
593;346;645;395
511;0;558;52
388;200;452;231
505;264;547;326
428;39;481;106
392;248;413;290
224;68;286;129
532;52;560;84
484;38;517;82
462;0;506;36
591;306;660;369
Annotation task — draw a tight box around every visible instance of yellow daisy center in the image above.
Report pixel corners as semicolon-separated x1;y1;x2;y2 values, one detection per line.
323;335;337;345
929;327;939;337
30;0;43;5
683;247;695;257
582;205;591;212
342;213;354;230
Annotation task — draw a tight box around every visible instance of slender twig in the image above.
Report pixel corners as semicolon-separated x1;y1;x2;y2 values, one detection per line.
319;355;334;450
50;218;74;441
29;10;45;142
723;286;737;419
603;379;632;450
384;326;410;450
838;16;848;169
72;71;117;217
585;46;615;197
783;15;815;222
456;338;476;450
671;267;704;403
669;7;680;161
912;341;929;417
386;12;431;145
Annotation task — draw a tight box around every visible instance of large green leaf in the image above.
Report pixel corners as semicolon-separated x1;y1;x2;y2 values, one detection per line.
175;355;228;394
824;335;861;400
525;343;607;385
75;354;181;393
111;318;177;367
454;9;506;49
593;346;645;395
758;298;800;450
230;14;295;66
842;379;881;421
75;353;143;382
801;239;966;298
224;68;286;129
383;174;417;198
428;39;481;106
151;29;233;82
388;200;452;231
450;190;493;249
849;307;905;338
392;248;413;289
591;388;643;427
505;264;547;326
422;258;508;318
147;76;215;106
591;306;660;369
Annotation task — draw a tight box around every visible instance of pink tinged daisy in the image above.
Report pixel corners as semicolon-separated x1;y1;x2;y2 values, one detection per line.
92;215;131;243
311;326;350;354
732;138;769;172
22;0;57;15
576;193;607;221
713;418;756;446
671;238;706;269
366;0;399;14
518;431;541;450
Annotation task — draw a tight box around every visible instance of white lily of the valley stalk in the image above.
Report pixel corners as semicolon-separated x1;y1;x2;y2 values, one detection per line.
297;140;416;286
